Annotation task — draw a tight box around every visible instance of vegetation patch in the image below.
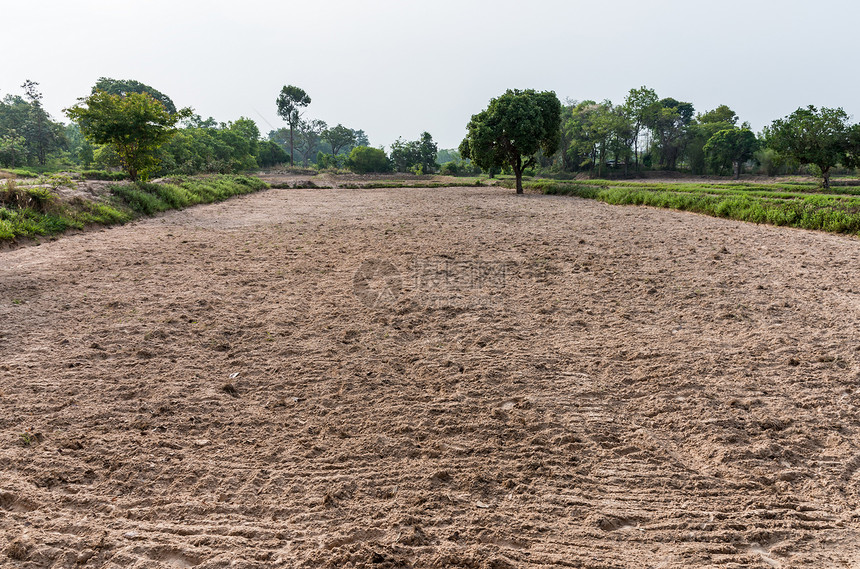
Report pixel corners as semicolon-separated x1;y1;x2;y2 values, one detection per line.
513;178;860;235
0;175;268;243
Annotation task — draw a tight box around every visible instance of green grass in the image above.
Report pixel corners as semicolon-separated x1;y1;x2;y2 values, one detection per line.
0;175;269;242
508;178;860;235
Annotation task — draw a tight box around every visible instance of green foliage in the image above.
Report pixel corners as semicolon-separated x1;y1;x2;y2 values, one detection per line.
159;120;261;175
513;178;860;235
698;105;738;125
65;91;191;181
767;106;853;189
80;169;128;181
92;77;177;114
0;175;268;242
560;100;627;177
460;89;561;193
5;168;39;178
390;132;438;174
650;98;695;170
0;83;66;168
704;128;759;178
296;119;327;166
1;183;56;212
623;86;660;172
321;124;357;156
347;146;390;173
276;85;311;165
316;152;341;170
440;161;460;175
257;140;288;168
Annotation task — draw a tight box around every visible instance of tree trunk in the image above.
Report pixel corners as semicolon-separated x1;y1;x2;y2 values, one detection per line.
289;127;294;166
634;135;639;174
822;166;831;190
514;156;523;194
734;160;741;180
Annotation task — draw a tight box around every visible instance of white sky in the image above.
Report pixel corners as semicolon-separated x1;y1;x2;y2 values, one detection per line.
3;0;858;150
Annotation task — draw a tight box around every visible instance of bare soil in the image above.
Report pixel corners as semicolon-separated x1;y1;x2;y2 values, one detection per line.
2;185;860;568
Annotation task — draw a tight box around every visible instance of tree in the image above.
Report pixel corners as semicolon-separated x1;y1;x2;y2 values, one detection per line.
0;132;26;168
460;89;561;193
390;132;438;174
651;98;694;170
766;106;852;189
65;91;190;181
561;100;614;176
296;118;327;165
275;85;311;166
347;146;390;173
227;117;261;157
92;77;177;114
698;104;738;126
322;124;357;156
704;128;759;179
18;81;65;166
623;86;659;173
687;105;739;174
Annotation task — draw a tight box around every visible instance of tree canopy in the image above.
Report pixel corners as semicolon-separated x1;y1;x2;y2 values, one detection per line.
460;89;561;193
92;77;177;114
704;128;759;179
276;85;311;165
347;146;390;173
766;106;853;189
390;132;438;174
65;91;190;181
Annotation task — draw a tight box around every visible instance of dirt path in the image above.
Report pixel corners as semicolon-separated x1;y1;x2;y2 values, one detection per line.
2;186;860;568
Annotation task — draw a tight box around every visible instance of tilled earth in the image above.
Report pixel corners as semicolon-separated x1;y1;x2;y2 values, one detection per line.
2;186;860;568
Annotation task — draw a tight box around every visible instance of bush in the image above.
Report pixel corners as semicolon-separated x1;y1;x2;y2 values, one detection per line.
80;170;128;181
440;161;460;176
7;169;39;178
347;146;391;174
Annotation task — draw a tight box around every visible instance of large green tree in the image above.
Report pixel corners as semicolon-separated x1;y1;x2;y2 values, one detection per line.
347;146;390;173
460;89;561;193
623;86;659;173
65;91;190;181
322;123;357;156
275;85;311;166
21;80;60;166
92;77;177;114
686;105;739;175
296;118;327;166
766;105;853;189
651;98;695;170
704;128;759;179
390;132;438;174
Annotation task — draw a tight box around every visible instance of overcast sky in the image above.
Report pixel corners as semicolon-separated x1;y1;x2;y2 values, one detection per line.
4;0;858;150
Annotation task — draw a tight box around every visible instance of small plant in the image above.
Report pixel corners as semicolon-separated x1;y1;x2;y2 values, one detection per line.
19;432;42;446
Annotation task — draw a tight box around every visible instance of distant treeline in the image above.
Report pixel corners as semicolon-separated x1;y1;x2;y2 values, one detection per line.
3;79;858;181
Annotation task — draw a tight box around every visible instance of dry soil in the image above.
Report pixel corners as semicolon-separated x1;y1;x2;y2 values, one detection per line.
2;185;860;568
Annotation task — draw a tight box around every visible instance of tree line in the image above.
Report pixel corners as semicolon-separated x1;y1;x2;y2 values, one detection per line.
4;79;859;188
547;87;860;189
460;88;860;192
0;79;444;180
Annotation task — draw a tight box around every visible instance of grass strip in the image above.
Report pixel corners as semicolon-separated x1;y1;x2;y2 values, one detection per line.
514;179;860;234
0;175;269;243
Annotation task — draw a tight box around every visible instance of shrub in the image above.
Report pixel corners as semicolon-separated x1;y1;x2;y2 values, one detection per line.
80;170;128;181
347;146;391;174
440;161;460;176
